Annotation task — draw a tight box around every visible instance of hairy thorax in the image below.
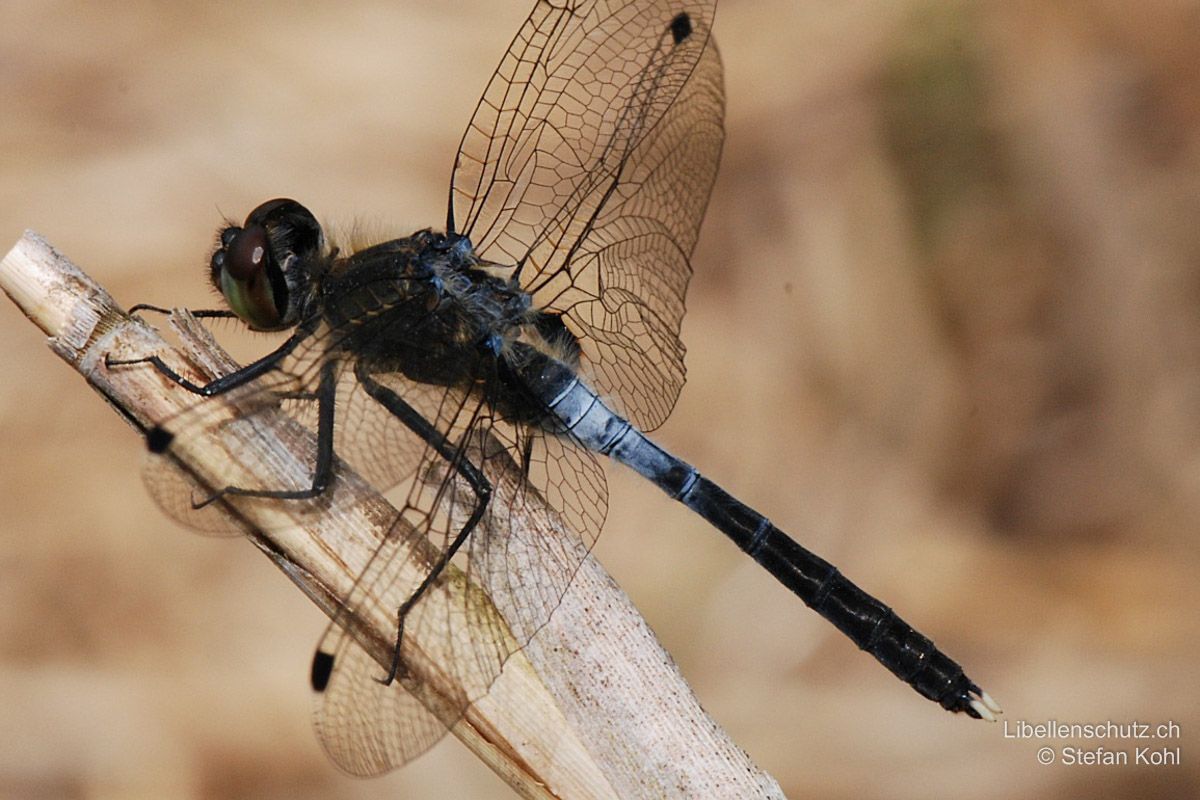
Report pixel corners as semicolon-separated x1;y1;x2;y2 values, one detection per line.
311;232;576;418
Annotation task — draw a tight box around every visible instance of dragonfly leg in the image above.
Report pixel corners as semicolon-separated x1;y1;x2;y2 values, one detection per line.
192;357;339;507
126;303;237;319
355;365;492;685
104;352;218;395
105;329;304;397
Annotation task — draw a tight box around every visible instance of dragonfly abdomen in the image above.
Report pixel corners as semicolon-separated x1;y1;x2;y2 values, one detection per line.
674;474;988;716
528;349;992;718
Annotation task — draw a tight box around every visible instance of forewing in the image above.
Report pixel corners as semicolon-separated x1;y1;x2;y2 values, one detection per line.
135;308;608;774
451;0;724;429
310;375;608;774
142;303;458;537
139;341;332;536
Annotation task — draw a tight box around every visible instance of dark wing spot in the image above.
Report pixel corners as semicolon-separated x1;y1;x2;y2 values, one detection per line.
311;649;335;692
146;426;174;454
670;12;692;45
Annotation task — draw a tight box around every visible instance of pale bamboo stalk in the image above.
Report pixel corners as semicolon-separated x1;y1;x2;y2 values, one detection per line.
1;231;785;800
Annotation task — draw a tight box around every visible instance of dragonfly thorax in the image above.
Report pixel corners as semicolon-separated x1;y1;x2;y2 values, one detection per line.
313;225;540;394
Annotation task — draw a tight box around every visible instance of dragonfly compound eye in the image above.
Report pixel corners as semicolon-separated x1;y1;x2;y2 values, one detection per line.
214;222;289;330
244;198;323;261
209;198;322;331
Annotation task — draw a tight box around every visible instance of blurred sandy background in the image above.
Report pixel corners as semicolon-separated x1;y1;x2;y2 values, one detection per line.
3;1;1199;798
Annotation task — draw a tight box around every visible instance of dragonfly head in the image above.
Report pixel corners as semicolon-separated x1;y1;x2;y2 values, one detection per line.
210;198;323;331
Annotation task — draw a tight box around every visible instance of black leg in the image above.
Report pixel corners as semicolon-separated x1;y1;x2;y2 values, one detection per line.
128;303;237;319
108;324;339;505
108;330;312;456
519;434;534;481
194;357;340;507
105;330;305;398
354;364;492;684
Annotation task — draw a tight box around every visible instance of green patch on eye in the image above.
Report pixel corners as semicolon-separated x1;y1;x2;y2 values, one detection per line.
221;269;281;330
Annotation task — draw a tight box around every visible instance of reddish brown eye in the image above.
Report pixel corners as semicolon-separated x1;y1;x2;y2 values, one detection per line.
208;198;321;331
213;221;287;330
225;223;271;281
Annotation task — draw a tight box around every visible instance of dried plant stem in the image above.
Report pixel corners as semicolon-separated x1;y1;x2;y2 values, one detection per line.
1;231;785;799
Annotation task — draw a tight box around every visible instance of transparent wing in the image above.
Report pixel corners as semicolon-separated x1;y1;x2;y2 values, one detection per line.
141;318;440;536
309;377;494;775
310;373;608;774
139;344;336;536
144;462;246;537
141;323;609;774
313;619;461;774
468;417;607;645
451;0;725;429
139;0;721;775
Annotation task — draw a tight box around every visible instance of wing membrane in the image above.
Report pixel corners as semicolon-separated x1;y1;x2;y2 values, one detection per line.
451;0;724;428
311;383;608;773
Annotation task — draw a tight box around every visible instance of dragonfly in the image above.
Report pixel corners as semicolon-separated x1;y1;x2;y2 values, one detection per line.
109;0;998;776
